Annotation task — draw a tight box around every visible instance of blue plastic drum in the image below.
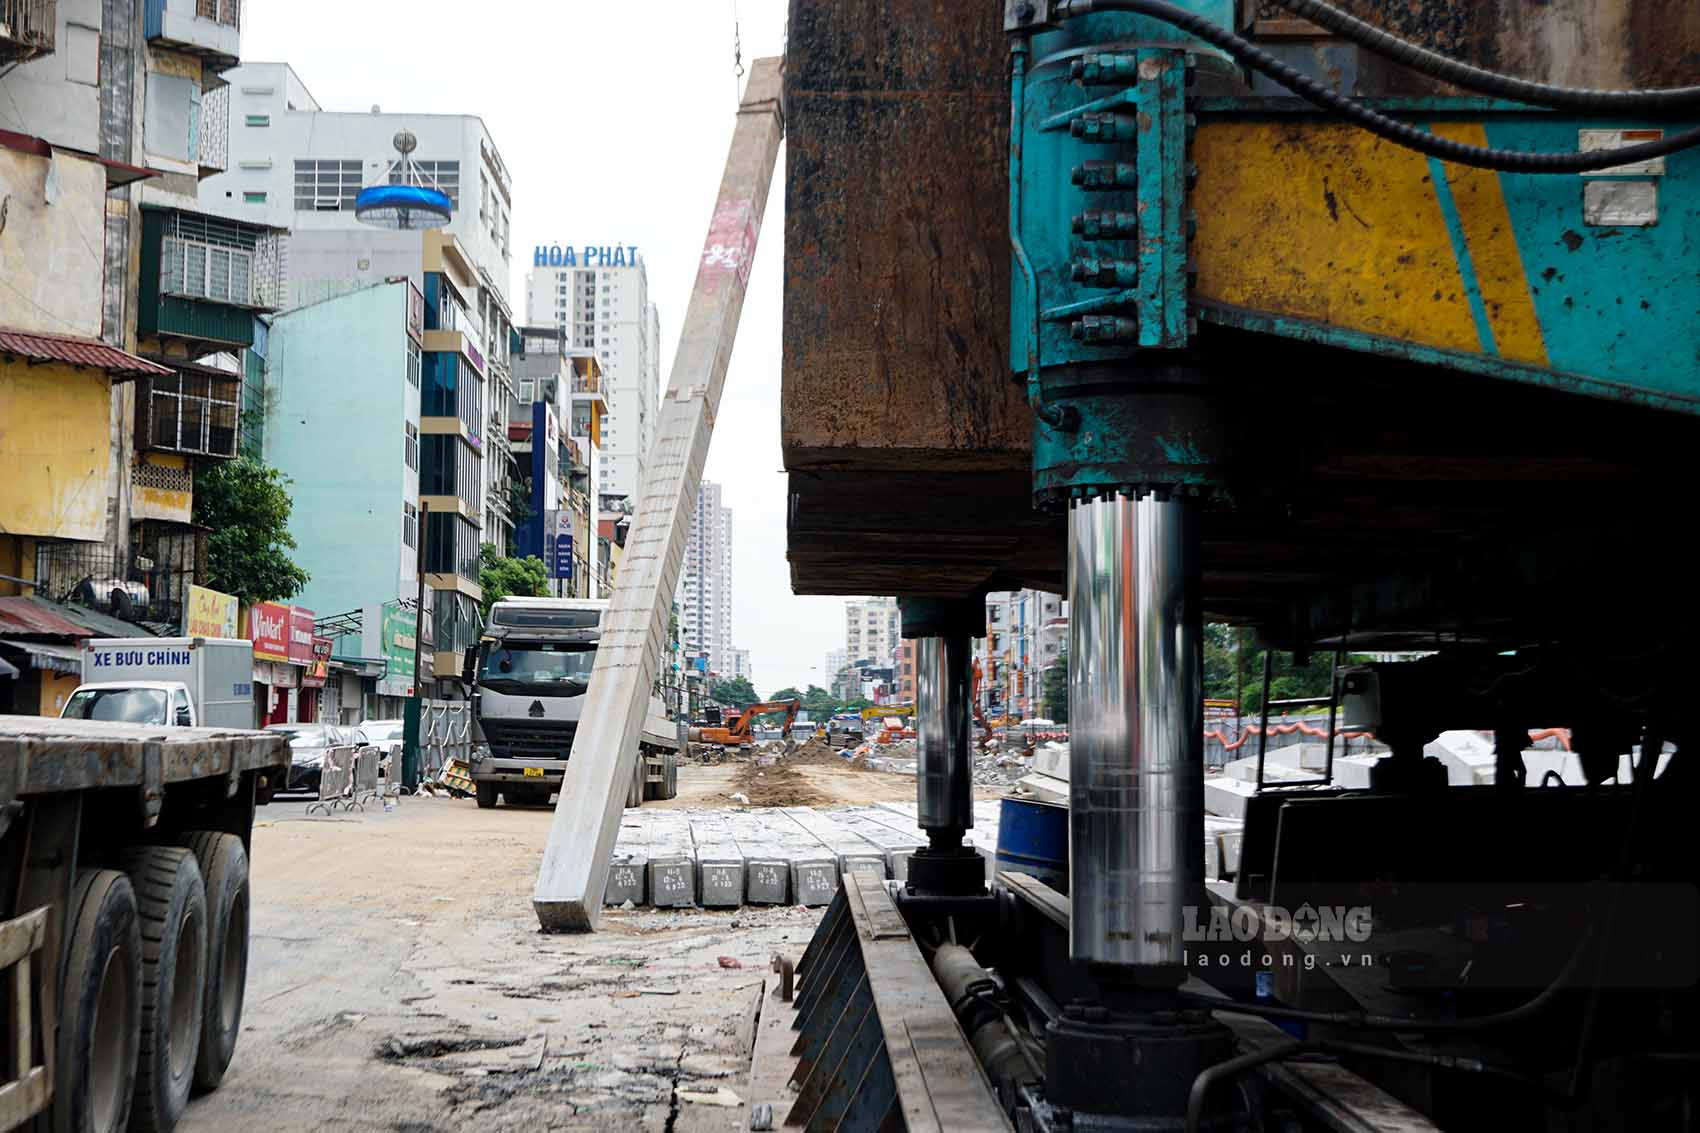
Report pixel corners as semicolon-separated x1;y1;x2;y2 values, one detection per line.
995;796;1069;894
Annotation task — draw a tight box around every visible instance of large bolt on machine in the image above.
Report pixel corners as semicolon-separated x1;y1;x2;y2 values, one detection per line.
771;0;1700;1129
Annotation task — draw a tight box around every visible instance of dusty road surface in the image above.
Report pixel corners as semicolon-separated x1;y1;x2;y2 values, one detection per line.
183;790;822;1132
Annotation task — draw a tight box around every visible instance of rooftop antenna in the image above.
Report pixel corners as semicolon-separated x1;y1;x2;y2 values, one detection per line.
355;129;452;230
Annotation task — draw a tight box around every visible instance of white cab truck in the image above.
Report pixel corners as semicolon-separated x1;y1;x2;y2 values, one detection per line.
467;598;681;808
58;638;290;804
0;716;287;1132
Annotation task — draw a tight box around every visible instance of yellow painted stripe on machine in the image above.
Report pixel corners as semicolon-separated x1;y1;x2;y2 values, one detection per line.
1191;122;1479;354
1427;122;1551;367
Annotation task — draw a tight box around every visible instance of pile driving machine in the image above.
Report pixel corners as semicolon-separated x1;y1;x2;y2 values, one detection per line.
771;1;1700;1129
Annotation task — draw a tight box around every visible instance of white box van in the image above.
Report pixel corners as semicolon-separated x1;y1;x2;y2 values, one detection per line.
60;637;256;729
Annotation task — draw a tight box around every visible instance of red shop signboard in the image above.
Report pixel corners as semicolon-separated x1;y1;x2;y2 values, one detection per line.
247;602;290;663
287;605;316;666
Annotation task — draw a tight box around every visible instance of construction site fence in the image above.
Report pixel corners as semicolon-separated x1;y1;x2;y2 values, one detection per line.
419;700;472;779
1200;720;1573;769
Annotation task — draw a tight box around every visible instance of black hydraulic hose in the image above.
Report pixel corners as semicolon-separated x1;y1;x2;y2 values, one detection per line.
1056;0;1700;173
1271;0;1700;114
1184;1037;1566;1133
1177;924;1595;1034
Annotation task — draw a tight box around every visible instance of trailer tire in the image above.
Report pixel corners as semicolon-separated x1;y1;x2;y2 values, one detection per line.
177;832;248;1093
54;870;142;1133
475;781;498;809
626;755;644;808
120;846;207;1133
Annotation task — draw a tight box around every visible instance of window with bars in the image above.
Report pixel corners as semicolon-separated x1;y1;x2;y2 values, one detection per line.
405;422;419;471
145;371;240;458
406;340;421;387
160;238;255;306
293;159;362;211
403;502;417;548
390;160;459;206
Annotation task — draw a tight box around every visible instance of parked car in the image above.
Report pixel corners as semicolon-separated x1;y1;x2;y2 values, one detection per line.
358;719;406;759
264;723;370;794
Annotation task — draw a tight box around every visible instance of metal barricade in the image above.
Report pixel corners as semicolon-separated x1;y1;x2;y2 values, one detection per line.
306;745;358;815
351;746;382;806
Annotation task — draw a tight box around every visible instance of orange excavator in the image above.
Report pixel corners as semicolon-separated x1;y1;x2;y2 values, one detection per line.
690;698;801;747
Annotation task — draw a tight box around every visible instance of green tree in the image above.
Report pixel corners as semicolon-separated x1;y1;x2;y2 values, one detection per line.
769;686;804;704
802;684;838;718
840;697;873;714
711;676;760;709
477;544;549;617
193;457;309;604
1042;650;1069;724
1200;622;1342;715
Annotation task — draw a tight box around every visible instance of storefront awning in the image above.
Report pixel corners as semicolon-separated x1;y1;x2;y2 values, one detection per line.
0;655;18;680
0;639;83;675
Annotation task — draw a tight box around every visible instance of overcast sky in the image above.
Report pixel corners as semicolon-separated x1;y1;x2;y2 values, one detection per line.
245;0;856;695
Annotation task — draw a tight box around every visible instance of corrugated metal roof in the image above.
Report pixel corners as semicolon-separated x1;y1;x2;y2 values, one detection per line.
0;596;158;639
0;597;89;637
0;328;173;379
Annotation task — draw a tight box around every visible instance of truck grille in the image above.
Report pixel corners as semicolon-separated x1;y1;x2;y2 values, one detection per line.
482;719;576;759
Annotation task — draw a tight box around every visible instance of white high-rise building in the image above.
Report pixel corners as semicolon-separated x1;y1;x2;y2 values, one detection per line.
731;649;752;683
678;480;734;677
844;598;901;672
525;252;659;503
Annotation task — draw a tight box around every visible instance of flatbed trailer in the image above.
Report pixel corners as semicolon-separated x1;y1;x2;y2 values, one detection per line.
0;716;288;1133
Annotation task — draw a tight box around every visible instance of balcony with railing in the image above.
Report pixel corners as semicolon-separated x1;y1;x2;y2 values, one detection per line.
144;0;240;72
0;0;55;64
138;208;282;354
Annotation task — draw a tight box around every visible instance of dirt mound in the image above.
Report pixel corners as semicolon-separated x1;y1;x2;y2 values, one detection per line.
787;737;868;769
730;759;830;807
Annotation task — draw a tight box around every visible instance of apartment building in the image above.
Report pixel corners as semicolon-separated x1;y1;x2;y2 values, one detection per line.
199;61;520;550
678;480;733;677
525;251;659;503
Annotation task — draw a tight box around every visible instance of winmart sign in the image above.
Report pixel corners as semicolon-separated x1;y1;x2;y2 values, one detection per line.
533;244;640;268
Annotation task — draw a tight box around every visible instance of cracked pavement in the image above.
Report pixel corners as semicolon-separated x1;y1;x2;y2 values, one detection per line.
180;794;822;1131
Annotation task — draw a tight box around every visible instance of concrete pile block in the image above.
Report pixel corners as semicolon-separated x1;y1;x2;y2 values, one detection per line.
604;809;651;907
688;813;746;908
833;807;925;881
644;810;697;908
782;806;889;879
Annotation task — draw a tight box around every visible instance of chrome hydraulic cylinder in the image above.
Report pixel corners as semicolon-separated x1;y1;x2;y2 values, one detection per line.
1067;492;1203;976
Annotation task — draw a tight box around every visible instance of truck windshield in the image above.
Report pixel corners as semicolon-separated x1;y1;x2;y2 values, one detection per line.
62;687;170;725
481;645;596;688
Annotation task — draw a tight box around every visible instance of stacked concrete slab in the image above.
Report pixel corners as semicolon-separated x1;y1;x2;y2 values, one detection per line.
602;804;1003;910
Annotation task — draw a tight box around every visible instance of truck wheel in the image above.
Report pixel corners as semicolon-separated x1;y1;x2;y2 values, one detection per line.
177;832;248;1092
120;846;207;1133
663;749;679;800
626;756;644;808
54;870;142;1133
475;781;498;809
